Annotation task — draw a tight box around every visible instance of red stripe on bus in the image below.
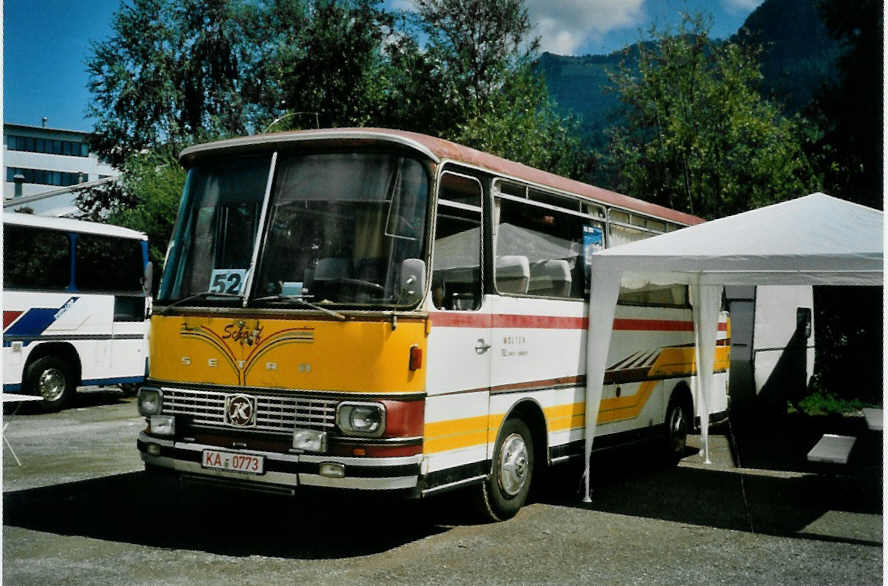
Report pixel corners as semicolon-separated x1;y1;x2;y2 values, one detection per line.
430;312;727;332
429;312;493;328
615;318;728;332
3;311;23;330
492;314;587;329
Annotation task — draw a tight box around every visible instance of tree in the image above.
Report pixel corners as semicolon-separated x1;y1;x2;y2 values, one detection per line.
411;0;537;120
251;0;396;131
400;0;586;176
86;0;255;166
805;0;882;209
455;65;587;179
601;13;818;219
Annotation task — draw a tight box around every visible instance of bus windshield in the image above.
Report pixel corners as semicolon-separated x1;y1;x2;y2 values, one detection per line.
158;151;430;309
158;155;271;304
254;152;429;308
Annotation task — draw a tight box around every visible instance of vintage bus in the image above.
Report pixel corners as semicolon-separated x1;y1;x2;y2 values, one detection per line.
137;129;729;520
3;213;151;410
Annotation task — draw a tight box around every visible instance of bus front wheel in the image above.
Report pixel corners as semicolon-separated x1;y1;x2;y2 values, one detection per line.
476;418;534;521
25;356;75;411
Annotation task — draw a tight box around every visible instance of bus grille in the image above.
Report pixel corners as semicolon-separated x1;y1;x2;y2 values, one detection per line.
160;387;338;435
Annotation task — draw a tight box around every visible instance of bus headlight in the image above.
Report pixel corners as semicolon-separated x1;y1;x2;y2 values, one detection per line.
149;415;175;436
138;387;163;416
336;402;385;438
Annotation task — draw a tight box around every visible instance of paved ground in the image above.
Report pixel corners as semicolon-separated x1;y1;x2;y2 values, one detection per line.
2;390;883;585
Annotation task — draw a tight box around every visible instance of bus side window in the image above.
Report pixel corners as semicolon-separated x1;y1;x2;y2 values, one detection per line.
3;225;71;291
76;234;144;293
432;173;483;311
494;195;587;299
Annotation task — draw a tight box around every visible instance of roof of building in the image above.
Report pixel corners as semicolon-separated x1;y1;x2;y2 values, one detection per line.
179;128;704;227
4;122;94;137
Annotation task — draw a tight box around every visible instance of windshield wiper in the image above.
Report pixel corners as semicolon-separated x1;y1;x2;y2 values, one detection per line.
252;294;347;321
164;291;244;308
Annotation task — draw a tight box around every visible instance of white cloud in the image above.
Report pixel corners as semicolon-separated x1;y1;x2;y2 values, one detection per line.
722;0;763;12
525;0;645;55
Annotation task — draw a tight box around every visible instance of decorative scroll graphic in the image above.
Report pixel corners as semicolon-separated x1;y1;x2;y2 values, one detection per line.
179;320;314;385
222;320;263;347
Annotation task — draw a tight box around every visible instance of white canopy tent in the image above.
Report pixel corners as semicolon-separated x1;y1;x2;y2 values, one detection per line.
583;193;883;500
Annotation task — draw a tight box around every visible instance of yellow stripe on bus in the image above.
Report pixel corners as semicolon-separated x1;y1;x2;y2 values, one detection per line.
545;402;585;432
423;414;504;453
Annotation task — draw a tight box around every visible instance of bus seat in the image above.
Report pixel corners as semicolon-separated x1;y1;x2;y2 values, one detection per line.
314;257;352;281
529;259;572;297
495;255;530;294
357;258;386;283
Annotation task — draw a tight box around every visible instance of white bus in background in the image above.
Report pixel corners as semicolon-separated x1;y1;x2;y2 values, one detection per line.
2;213;151;410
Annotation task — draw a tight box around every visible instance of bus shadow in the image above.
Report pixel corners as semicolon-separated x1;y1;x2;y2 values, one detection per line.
8;388;132;415
3;471;449;559
535;443;882;547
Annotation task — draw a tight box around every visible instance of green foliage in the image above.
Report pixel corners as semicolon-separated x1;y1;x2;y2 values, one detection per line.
804;0;882;209
112;152;186;267
87;0;254;166
87;0;583;174
84;0;587;265
795;390;877;417
412;0;537;118
601;13;819;219
455;66;587;179
251;0;396;131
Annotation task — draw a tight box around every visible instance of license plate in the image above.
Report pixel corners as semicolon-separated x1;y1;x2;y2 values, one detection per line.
201;449;264;475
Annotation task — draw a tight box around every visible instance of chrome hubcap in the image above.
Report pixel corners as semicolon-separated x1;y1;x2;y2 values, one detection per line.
38;368;66;402
499;432;529;497
670;408;687;453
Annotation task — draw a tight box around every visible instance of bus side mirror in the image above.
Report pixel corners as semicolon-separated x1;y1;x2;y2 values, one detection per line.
796;307;812;339
142;262;154;296
400;259;425;305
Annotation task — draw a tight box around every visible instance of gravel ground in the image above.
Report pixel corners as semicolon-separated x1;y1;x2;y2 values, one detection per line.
2;391;882;585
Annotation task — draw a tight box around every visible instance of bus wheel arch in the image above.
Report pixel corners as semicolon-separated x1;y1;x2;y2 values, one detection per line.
664;382;693;464
476;400;546;521
23;343;80;411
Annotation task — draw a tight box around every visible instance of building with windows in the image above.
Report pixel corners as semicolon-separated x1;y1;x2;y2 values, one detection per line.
3;122;119;216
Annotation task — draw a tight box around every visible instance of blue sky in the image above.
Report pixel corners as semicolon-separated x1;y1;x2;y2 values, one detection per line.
3;0;762;132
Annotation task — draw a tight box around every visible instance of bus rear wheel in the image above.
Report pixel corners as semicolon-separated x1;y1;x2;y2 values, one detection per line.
25;356;75;411
476;418;534;521
664;397;691;465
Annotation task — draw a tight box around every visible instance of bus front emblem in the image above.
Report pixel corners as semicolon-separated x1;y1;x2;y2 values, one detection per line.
224;394;257;427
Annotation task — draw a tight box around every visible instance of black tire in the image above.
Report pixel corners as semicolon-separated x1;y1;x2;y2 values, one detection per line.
664;396;691;465
120;383;140;397
24;355;75;411
475;418;534;521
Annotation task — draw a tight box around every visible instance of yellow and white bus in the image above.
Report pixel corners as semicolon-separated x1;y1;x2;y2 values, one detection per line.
137;129;729;520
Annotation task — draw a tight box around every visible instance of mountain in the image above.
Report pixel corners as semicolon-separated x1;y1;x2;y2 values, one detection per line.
733;0;839;111
540;0;839;143
537;51;623;147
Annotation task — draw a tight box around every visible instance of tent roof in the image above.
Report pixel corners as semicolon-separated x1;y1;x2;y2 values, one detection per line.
589;193;883;286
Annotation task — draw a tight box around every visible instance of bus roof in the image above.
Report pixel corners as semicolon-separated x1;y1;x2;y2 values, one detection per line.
3;212;148;241
179;128;704;227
